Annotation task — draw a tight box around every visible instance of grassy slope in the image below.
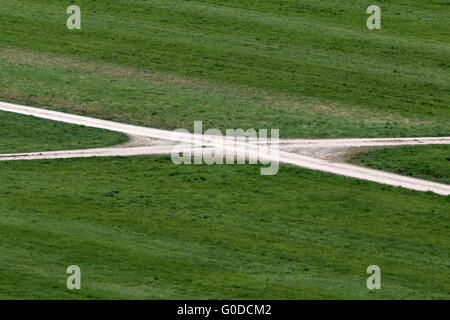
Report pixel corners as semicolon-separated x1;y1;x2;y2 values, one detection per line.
0;47;447;138
350;145;450;185
0;0;448;300
0;0;448;136
0;111;127;153
0;157;448;299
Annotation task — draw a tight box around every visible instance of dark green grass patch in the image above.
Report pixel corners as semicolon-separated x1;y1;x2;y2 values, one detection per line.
0;157;448;299
350;145;450;185
0;111;127;153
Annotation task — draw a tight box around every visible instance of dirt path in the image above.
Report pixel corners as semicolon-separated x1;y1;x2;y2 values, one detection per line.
1;101;449;195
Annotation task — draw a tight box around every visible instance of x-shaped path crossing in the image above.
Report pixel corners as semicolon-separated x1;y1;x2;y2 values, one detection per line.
1;101;449;195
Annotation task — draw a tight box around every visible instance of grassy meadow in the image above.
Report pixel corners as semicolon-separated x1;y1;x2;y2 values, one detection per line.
0;0;448;299
0;111;127;153
350;145;450;185
0;0;448;136
0;157;448;299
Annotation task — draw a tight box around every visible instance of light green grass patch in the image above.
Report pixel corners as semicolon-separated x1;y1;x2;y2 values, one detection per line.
0;0;448;130
0;46;446;138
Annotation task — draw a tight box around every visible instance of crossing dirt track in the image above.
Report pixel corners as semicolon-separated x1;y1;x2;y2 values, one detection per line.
1;101;449;195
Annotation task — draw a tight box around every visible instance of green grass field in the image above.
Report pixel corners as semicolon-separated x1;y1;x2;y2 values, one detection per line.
0;46;447;138
0;0;448;136
0;0;448;299
350;145;450;185
0;157;448;299
0;111;127;153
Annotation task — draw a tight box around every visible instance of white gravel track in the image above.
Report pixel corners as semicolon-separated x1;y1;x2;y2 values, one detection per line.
1;101;449;195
